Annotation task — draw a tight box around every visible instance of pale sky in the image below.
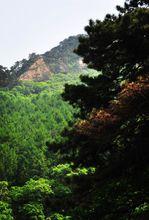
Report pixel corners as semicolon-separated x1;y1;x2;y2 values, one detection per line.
0;0;124;68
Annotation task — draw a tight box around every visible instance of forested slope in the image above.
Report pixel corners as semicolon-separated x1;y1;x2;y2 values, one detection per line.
0;0;149;219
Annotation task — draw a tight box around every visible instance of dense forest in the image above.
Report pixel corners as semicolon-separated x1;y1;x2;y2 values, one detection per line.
0;0;149;219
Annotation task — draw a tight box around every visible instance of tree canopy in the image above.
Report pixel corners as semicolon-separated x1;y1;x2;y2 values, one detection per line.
0;0;149;219
55;0;149;218
62;0;149;116
0;65;12;87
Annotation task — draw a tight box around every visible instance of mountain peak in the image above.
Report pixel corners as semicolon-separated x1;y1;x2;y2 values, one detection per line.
11;35;86;81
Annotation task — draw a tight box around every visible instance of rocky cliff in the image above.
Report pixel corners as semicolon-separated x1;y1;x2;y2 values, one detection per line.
10;35;86;81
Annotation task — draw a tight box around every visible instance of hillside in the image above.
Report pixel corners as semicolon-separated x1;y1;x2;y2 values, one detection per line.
10;35;86;81
0;0;149;219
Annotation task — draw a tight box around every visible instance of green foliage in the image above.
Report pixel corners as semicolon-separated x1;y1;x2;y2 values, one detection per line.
76;7;149;79
0;72;94;218
50;213;72;220
56;1;149;219
132;202;149;217
51;163;96;178
9;178;72;219
0;201;14;220
0;74;81;183
63;0;149;117
11;178;53;202
0;0;149;219
0;65;13;87
62;73;116;116
0;181;9;202
21;203;45;220
0;145;18;182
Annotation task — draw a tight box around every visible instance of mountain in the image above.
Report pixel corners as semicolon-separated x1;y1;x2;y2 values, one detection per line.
10;35;86;81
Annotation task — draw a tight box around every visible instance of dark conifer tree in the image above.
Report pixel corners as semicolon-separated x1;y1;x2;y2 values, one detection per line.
62;0;149;116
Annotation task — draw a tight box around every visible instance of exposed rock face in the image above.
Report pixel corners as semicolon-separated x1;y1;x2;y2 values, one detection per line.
19;57;52;81
10;35;86;81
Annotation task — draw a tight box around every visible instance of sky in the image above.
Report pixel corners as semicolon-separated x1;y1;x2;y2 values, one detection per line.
0;0;124;68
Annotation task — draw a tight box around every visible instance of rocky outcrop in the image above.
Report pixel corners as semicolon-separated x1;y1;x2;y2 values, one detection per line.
19;57;52;81
10;35;86;81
